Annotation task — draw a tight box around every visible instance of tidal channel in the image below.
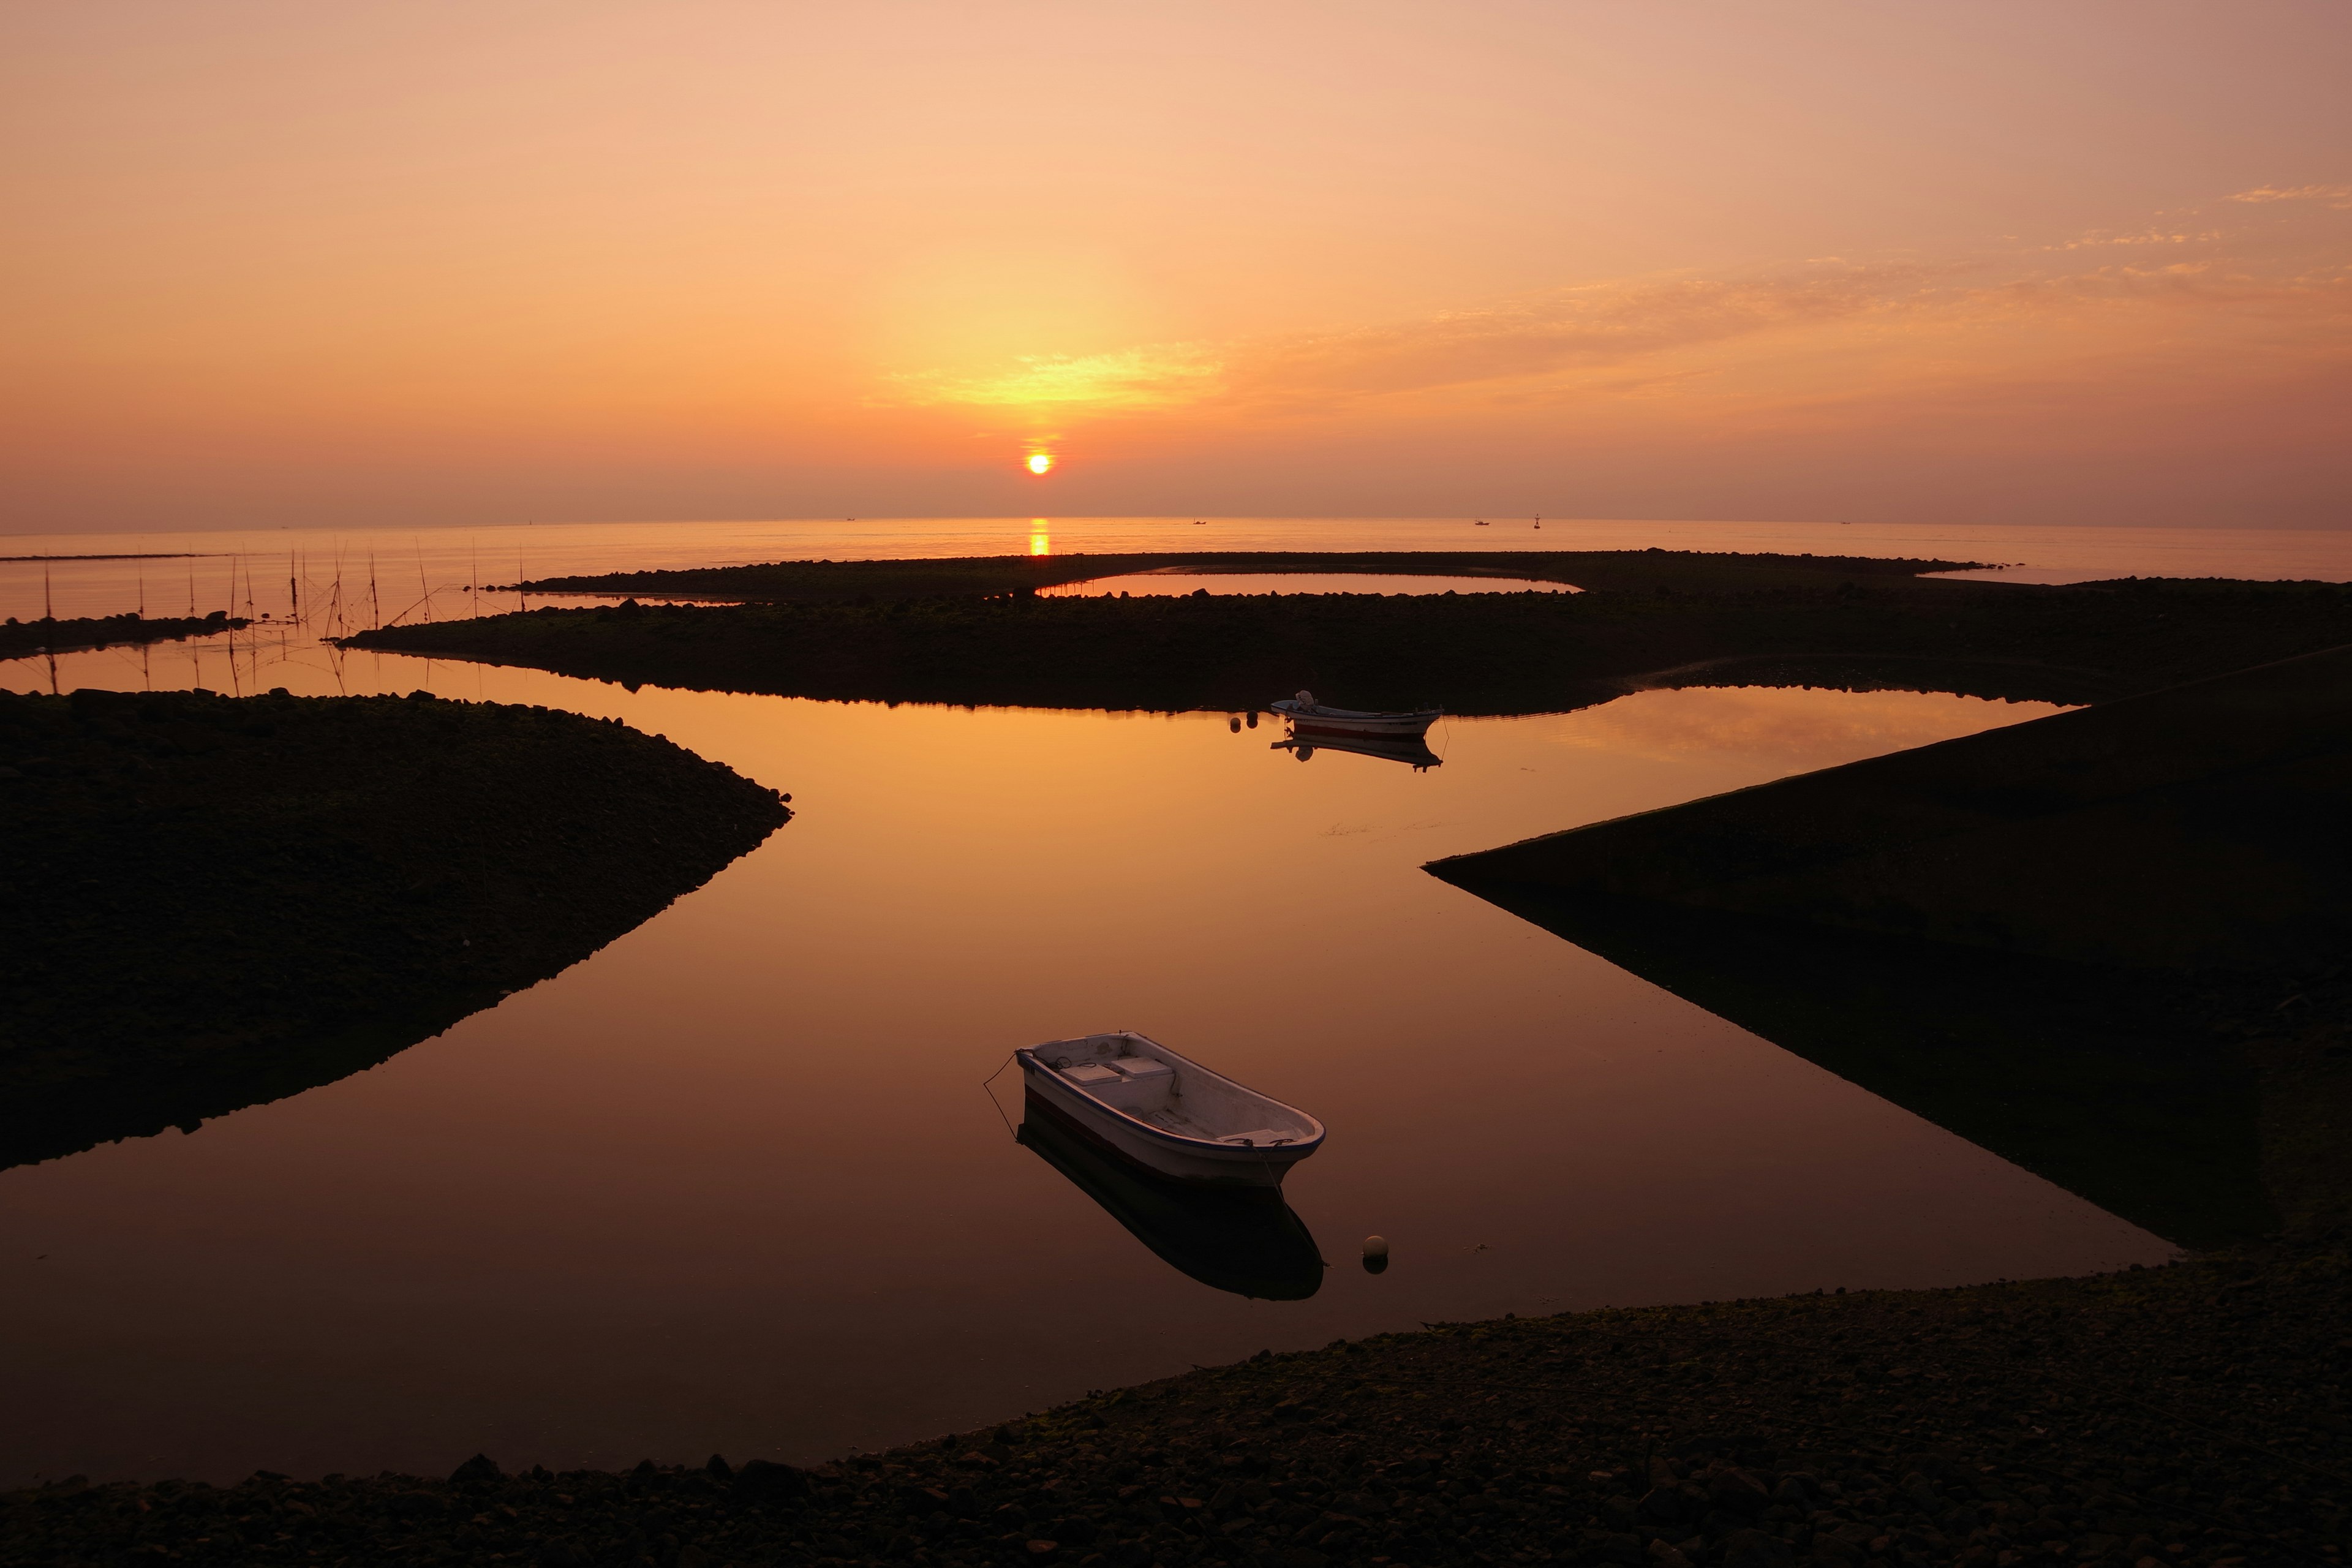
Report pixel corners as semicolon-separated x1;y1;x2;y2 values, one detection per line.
0;630;2167;1488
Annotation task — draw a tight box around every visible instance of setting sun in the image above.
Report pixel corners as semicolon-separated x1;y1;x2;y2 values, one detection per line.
1026;453;1054;476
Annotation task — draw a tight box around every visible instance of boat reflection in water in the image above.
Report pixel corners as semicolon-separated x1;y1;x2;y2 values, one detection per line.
1272;733;1443;771
1017;1102;1327;1300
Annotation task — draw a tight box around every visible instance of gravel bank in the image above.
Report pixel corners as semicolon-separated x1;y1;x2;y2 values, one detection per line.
8;1246;2345;1568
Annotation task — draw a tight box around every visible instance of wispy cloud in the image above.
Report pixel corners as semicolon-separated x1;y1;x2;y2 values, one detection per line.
2048;228;2223;250
876;345;1223;410
878;193;2352;424
1221;265;1947;407
2228;184;2352;209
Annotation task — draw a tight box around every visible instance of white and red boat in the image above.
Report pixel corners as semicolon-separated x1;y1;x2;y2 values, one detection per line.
1017;1031;1324;1188
1270;690;1441;741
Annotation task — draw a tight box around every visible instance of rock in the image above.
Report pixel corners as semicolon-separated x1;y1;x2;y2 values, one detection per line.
1024;1540;1058;1557
1719;1526;1793;1568
731;1458;811;1502
1646;1539;1694;1568
448;1455;502;1486
1709;1468;1770;1515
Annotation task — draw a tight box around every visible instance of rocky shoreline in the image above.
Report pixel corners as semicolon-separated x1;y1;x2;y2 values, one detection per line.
6;1246;2345;1568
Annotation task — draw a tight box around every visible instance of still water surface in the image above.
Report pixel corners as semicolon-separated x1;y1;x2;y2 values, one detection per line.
0;624;2167;1488
7;514;2351;627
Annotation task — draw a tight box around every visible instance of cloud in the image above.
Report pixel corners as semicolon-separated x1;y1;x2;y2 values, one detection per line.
875;344;1222;411
2048;228;2223;250
878;194;2352;425
2228;184;2352;209
1219;265;1948;408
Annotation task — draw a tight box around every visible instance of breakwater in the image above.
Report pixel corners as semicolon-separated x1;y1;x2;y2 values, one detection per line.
508;548;1981;603
0;687;789;1169
1429;645;2352;1246
0;611;247;660
1429;644;2352;972
344;570;2352;717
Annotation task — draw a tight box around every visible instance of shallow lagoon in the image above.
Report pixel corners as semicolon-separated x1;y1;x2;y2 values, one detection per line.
0;632;2165;1488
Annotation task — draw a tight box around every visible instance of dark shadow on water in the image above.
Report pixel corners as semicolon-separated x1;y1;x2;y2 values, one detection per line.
1429;880;2272;1248
1017;1102;1327;1300
1272;734;1442;770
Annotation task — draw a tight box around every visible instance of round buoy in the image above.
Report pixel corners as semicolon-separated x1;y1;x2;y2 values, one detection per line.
1363;1235;1389;1259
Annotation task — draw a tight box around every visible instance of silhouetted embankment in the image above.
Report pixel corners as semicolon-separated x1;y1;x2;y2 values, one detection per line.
0;688;789;1170
345;567;2352;716
7;1246;2344;1567
508;548;1980;603
0;610;246;660
1431;646;2352;1246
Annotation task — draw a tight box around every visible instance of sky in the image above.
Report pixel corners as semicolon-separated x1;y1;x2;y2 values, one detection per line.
4;1;2349;533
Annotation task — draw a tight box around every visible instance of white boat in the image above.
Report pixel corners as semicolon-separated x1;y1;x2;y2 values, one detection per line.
1270;690;1442;740
1017;1031;1324;1188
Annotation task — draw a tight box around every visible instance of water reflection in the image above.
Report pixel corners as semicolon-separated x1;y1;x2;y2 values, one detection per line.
1428;886;2267;1248
0;676;2163;1488
1273;733;1443;771
1017;1106;1326;1301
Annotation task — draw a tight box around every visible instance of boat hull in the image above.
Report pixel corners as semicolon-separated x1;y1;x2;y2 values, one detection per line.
1271;699;1440;739
1016;1058;1319;1188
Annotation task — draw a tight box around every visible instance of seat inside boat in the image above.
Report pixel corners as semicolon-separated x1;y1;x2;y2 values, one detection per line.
1055;1051;1178;1114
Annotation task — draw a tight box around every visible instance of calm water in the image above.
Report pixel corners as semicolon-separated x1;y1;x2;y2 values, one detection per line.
1041;573;1577;598
0;627;2164;1488
4;516;2272;1488
6;515;2351;627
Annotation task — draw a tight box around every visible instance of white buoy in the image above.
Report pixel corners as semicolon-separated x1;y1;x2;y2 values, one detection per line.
1362;1235;1389;1259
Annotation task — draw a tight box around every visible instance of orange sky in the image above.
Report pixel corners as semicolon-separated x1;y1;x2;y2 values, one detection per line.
4;2;2348;532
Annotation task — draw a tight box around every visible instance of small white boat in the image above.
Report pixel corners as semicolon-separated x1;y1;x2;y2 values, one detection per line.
1271;690;1442;740
1017;1031;1324;1188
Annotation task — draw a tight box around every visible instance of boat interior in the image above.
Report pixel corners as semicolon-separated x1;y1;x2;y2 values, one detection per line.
1033;1033;1317;1149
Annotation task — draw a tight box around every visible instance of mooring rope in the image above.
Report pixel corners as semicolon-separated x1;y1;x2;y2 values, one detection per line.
980;1052;1020;1139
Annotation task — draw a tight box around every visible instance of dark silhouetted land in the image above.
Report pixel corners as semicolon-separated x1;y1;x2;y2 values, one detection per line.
349;557;2352;716
506;548;1980;603
0;687;788;1170
0;611;246;660
1430;646;2352;1248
